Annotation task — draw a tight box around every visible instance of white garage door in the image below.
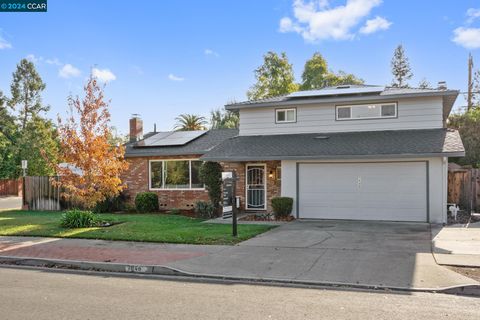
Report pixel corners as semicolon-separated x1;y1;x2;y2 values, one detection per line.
298;162;427;222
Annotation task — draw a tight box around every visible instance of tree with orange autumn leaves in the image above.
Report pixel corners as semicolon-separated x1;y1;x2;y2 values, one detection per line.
55;77;128;209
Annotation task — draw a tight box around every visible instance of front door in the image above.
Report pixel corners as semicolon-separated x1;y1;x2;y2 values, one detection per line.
246;164;266;210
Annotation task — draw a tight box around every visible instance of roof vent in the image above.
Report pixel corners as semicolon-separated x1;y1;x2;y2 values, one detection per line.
437;81;447;90
336;85;351;89
314;135;329;140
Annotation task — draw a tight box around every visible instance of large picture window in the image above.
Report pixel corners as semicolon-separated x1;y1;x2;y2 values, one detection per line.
336;102;397;120
149;160;204;190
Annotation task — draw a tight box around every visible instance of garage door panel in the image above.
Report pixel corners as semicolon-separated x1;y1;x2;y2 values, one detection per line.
298;162;427;222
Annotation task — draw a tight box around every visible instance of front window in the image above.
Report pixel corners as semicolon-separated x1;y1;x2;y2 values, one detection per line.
149;160;204;189
276;108;296;123
336;102;397;120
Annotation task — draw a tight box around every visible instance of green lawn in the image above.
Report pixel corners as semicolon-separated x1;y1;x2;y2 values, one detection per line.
0;211;274;245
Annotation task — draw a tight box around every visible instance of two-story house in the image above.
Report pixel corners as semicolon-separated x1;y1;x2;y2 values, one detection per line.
124;84;464;223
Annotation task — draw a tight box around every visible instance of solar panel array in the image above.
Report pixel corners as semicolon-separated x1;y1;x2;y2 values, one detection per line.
137;130;207;147
287;86;385;99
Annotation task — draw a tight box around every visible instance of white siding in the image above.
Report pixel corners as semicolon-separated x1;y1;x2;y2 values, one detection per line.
239;96;443;136
281;157;448;223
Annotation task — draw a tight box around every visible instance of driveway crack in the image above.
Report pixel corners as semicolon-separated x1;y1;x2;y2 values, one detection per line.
294;249;329;279
306;231;334;248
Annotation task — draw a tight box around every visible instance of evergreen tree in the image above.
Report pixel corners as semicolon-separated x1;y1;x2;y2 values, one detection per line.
391;45;413;88
418;78;431;89
9;58;48;130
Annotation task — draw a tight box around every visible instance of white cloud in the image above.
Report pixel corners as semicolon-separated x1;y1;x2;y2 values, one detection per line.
452;27;480;49
92;68;116;82
467;8;480;24
204;49;219;57
25;54;40;63
279;0;384;41
0;34;11;49
45;58;62;66
59;64;81;78
168;73;184;81
359;16;391;34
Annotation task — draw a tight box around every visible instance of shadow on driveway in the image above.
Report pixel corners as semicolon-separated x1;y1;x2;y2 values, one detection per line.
167;220;478;290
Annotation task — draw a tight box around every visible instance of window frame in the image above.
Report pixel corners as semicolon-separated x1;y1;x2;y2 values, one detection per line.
335;102;398;121
148;159;205;191
275;108;297;124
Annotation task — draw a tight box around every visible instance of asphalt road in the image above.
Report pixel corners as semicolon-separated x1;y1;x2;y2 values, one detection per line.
0;267;479;320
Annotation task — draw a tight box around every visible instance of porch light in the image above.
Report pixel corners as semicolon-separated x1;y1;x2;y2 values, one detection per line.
269;170;274;179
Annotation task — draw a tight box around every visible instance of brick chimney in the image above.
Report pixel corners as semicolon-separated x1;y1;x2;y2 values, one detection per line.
437;81;447;90
129;115;143;142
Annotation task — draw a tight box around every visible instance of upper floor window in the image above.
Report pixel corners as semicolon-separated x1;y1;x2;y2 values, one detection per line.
149;159;204;190
276;108;296;123
336;102;397;120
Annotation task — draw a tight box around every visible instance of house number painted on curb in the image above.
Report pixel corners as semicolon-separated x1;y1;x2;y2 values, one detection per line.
125;265;148;273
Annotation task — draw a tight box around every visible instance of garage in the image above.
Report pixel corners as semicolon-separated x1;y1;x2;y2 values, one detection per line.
298;162;428;222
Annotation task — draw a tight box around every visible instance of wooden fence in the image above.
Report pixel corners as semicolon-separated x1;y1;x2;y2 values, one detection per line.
0;179;22;196
448;168;480;213
23;176;61;211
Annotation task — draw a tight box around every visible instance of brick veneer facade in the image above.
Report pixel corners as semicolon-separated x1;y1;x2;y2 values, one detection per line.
123;155;281;213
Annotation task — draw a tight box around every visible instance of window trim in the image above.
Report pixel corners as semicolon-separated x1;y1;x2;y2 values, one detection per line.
275;107;297;124
148;159;205;191
335;102;398;121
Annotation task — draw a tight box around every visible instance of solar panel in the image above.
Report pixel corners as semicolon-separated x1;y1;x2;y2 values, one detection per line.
137;130;207;147
287;86;385;99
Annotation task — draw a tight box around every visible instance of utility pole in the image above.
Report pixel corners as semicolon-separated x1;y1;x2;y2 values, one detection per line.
468;53;474;111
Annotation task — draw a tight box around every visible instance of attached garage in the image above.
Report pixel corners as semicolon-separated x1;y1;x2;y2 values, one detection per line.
297;162;428;222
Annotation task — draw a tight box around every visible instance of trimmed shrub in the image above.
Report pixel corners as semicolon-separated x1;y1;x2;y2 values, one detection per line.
271;197;293;218
93;193;127;213
60;209;97;228
194;201;215;219
135;192;159;213
199;162;222;211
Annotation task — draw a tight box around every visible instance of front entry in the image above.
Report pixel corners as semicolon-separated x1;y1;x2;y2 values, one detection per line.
246;164;266;210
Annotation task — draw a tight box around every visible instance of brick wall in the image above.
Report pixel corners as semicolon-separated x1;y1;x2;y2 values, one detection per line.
221;160;281;213
123;156;281;213
122;155;209;210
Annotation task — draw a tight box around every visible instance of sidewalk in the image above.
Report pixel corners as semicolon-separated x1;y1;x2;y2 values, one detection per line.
0;226;478;293
432;222;480;267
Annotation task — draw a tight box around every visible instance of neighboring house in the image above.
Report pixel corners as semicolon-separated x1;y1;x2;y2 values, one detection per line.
124;84;464;223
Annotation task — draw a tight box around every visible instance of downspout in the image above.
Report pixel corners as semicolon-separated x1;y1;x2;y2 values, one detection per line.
442;157;448;224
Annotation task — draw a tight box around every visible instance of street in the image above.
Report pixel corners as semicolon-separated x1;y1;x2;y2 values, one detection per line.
0;267;478;320
0;196;21;211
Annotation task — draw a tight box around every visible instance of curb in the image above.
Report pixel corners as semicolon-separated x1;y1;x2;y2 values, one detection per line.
1;255;479;296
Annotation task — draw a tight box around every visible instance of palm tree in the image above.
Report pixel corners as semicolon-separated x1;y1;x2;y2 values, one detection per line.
174;114;207;131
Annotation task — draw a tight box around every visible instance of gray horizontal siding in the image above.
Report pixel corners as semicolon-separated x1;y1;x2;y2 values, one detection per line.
239;96;443;135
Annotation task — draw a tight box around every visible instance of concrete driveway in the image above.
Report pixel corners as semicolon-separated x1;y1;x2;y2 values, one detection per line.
167;220;477;290
0;196;21;211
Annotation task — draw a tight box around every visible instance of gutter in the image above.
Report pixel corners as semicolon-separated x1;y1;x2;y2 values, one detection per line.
225;90;459;110
200;151;466;162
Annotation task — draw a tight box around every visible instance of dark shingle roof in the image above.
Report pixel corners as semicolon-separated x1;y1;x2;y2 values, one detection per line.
200;129;464;161
125;129;238;157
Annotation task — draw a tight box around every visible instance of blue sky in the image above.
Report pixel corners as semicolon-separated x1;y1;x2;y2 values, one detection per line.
0;0;479;135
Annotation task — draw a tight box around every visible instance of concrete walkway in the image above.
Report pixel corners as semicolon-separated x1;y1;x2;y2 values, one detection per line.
0;220;477;291
0;196;21;211
432;222;480;267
